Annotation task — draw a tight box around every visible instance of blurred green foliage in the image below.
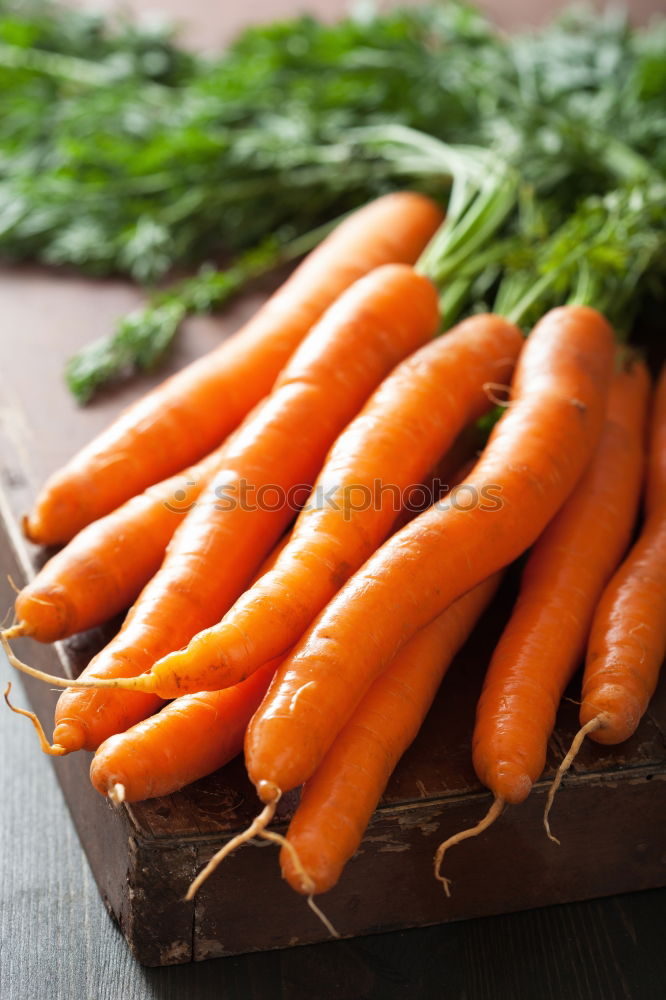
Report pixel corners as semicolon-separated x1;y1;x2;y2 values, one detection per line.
0;1;663;398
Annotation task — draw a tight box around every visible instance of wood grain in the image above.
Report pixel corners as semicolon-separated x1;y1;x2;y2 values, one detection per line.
2;678;664;998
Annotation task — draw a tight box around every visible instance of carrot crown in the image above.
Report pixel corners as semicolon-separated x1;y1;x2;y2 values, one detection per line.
348;125;520;326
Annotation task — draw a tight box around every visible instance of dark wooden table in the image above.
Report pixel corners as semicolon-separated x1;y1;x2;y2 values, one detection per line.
1;1;665;997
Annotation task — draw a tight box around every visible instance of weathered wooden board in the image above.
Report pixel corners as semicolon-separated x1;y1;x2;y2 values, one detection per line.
1;261;664;965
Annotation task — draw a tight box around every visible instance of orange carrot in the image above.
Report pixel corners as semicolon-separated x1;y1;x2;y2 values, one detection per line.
89;659;279;803
4;533;291;762
8;264;438;752
579;509;666;745
542;362;666;838
579;361;666;744
86;463;471;805
71;313;522;697
472;359;649;810
244;306;614;804
6;445;227;643
281;573;502;896
25;193;443;545
427;358;650;874
543;364;665;836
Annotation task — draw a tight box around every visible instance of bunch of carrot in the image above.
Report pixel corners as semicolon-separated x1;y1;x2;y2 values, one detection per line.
3;189;665;931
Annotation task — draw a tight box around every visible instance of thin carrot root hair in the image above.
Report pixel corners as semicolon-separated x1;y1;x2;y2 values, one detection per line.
1;592;19;634
183;789;339;937
260;828;340;938
108;783;126;807
184;792;281;902
1;636;142;690
543;717;604;844
434;796;504;897
482;382;513;407
3;682;67;756
1;623;26;640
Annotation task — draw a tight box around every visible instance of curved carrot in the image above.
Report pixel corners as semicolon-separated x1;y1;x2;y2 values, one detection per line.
580;362;666;745
579;525;666;745
7;445;226;643
85;462;468;805
471;359;649;808
245;306;614;802
85;464;470;805
543;364;666;835
89;659;279;803
25;193;443;545
281;573;501;896
118;314;522;696
32;264;438;752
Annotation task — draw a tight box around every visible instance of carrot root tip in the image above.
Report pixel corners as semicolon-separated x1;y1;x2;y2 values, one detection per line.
436;874;453;898
1;623;26;640
434;796;504;895
1;634;73;689
1;635;145;692
3;682;68;756
260;826;340;937
108;783;126;807
52;720;87;753
184;791;282;902
543;717;604;844
307;895;340;939
257;779;281;804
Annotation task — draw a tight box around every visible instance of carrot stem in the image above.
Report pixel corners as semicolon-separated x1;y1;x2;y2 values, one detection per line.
434;796;504;897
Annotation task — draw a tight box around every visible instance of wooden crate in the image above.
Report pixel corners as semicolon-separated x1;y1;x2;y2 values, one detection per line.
1;267;664;966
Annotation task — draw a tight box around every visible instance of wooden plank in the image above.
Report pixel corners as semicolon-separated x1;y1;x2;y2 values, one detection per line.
3;668;664;997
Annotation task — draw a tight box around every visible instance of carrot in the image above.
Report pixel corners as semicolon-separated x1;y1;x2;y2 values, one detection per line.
5;444;227;643
244;306;614;804
69;313;522;698
86;463;471;806
281;572;502;896
5;531;291;761
89;659;279;803
24;193;443;545
390;424;486;533
473;359;649;801
428;359;649;873
7;264;439;751
544;364;666;834
88;532;292;799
